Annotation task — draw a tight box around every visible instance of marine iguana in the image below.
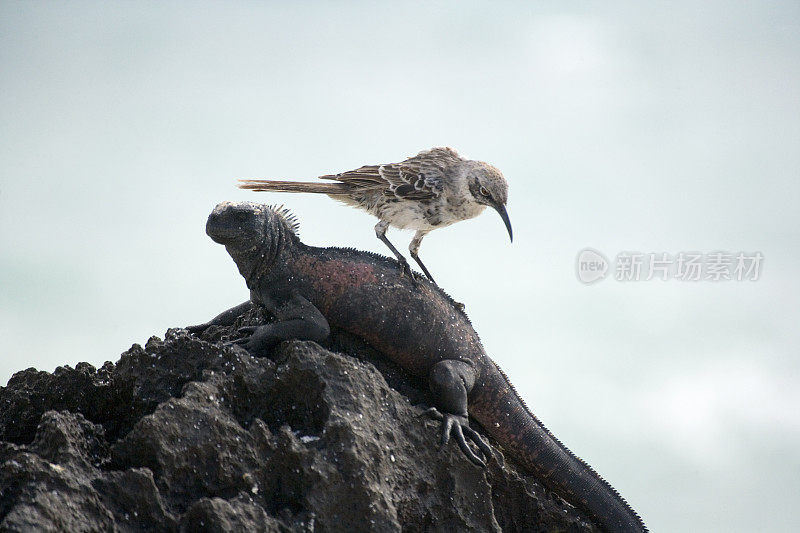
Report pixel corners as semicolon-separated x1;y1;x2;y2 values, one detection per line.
190;201;647;532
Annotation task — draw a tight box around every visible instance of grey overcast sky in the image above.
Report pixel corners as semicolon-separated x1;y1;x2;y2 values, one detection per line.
1;2;799;531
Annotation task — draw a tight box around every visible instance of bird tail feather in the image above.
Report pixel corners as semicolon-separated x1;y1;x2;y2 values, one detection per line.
238;179;350;194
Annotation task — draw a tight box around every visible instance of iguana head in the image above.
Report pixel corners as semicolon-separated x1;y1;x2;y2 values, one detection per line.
206;201;299;286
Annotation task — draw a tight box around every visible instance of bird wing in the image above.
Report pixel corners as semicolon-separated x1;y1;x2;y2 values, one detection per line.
319;147;461;201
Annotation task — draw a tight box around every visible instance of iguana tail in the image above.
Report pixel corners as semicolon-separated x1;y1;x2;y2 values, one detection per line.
238;179;350;195
469;359;647;532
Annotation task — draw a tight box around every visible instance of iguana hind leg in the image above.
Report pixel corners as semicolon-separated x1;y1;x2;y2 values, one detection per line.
425;360;492;466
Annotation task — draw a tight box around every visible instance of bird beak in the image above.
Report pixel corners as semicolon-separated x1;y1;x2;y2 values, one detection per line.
493;203;513;242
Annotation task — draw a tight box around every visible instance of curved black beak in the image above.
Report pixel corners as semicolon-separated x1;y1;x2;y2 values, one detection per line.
492;203;513;242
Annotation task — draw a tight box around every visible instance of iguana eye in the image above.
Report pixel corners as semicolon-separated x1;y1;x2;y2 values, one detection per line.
479;186;490;197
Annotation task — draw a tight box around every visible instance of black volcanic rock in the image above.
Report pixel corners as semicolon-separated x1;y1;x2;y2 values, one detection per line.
0;308;598;532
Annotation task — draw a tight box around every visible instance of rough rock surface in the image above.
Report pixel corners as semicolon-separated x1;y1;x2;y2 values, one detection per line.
0;307;599;532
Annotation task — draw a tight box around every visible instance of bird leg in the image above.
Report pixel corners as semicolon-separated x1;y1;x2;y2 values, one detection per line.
409;230;465;310
375;220;414;281
409;230;436;283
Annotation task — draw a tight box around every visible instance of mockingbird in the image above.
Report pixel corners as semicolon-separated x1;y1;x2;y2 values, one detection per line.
238;147;511;283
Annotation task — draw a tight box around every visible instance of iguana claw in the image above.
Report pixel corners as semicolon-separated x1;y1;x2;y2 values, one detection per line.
225;325;277;355
422;407;493;467
185;323;211;334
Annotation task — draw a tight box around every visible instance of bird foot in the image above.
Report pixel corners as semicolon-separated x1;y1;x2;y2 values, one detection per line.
397;257;419;286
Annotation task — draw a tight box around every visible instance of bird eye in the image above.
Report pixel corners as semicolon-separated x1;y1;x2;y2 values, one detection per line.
479;186;490;197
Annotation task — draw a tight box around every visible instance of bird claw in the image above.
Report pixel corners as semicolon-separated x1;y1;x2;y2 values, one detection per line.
421;407;493;467
397;258;419;286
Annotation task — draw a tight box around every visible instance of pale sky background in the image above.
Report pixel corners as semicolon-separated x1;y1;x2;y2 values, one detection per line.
1;2;799;531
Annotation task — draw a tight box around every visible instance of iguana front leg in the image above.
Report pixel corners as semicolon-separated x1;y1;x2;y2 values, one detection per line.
425;360;493;466
231;292;330;356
